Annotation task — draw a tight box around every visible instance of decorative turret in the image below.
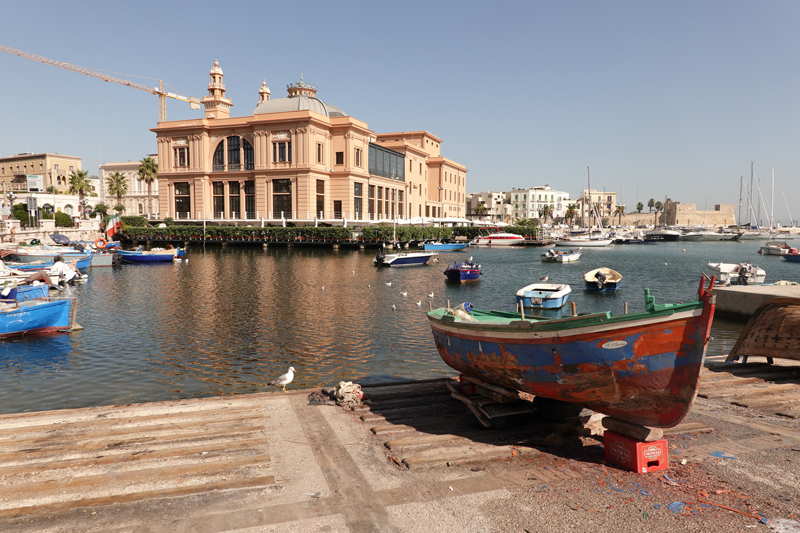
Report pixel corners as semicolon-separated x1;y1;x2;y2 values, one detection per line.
258;80;271;104
202;60;233;119
286;73;317;98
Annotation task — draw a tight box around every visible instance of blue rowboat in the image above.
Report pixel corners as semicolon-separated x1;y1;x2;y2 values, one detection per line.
118;247;185;263
444;259;482;282
421;242;469;251
427;276;717;428
8;256;92;271
515;283;571;309
1;283;50;303
373;250;437;267
0;298;73;339
783;253;800;263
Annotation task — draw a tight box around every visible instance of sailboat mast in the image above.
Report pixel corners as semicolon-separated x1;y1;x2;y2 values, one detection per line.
771;165;775;230
777;178;796;227
749;162;754;226
738;175;743;228
587;167;592;229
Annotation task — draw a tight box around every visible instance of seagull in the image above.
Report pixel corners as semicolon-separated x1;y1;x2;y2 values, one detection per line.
540;275;548;282
352;271;355;274
428;292;434;298
400;291;408;297
392;304;397;310
386;282;392;286
665;263;668;265
416;301;422;306
368;284;371;288
321;286;324;291
268;367;295;393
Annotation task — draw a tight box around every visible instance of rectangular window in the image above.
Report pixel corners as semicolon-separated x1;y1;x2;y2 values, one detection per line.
409;160;412;172
398;191;404;217
213;182;224;218
335;151;344;165
316;143;323;164
316;179;325;218
227;136;240;170
273;179;292;216
69;166;74;172
355;148;362;167
174;147;189;168
245;180;255;219
368;185;375;218
377;186;383;217
229;181;240;218
273;142;292;162
354;183;363;219
333;200;342;218
174;182;191;217
354;182;362;197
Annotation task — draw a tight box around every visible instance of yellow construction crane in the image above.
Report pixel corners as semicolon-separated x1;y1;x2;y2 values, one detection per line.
0;44;201;122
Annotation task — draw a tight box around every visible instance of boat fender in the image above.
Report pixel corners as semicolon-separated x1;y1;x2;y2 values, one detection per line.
460;302;473;313
95;238;107;248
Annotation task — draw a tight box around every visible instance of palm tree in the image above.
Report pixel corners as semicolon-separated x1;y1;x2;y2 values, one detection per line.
654;201;664;226
475;202;488;218
137;156;158;218
636;202;644;213
539;204;553;225
106;172;129;214
68;169;92;219
614;205;625;225
647;198;655;213
565;204;578;226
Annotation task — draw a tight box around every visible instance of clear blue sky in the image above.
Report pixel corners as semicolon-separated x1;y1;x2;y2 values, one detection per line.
1;1;798;225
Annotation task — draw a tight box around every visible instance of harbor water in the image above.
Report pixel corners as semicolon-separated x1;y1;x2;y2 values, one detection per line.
1;240;797;415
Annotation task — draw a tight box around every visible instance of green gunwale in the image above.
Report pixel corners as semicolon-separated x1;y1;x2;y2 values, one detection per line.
428;289;705;332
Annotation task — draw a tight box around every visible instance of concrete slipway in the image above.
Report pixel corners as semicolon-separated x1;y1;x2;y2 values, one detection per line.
1;357;800;533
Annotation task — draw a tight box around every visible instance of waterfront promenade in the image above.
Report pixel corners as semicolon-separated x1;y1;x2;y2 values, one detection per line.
1;361;799;532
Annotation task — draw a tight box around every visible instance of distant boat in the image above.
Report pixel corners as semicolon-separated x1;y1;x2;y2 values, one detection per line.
420;242;469;251
645;228;682;241
426;276;718;428
760;241;791;255
584;267;623;292
515;283;572;309
373;250;437;267
554;236;612;247
118;247;185;264
783;251;800;263
541;248;581;263
5;255;92;271
473;232;524;246
707;262;766;285
444;258;482;282
0;298;74;339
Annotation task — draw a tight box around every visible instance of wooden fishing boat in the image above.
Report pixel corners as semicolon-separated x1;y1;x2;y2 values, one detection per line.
584;267;622;292
726;297;800;364
0;298;74;339
427;276;717;428
118;247;185;263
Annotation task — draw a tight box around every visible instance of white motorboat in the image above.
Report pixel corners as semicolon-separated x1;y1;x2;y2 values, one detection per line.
645;228;682;241
707;262;766;285
473;232;525;246
541;248;582;263
553;237;612;247
760;241;790;256
515;283;572;309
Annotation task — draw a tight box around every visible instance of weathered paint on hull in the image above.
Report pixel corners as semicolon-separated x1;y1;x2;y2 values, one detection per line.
0;299;73;339
428;284;715;428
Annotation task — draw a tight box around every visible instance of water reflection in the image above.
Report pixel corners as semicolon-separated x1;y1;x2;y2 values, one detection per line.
0;240;793;414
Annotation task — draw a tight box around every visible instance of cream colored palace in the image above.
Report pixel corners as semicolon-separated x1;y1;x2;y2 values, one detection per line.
152;61;467;223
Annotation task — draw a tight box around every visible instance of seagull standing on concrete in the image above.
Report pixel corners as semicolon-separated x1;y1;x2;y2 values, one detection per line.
268;367;295;393
400;291;408;297
386;282;392;286
540;276;548;282
428;292;434;298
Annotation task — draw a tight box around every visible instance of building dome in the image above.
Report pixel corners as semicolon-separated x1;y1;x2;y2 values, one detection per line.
252;76;347;117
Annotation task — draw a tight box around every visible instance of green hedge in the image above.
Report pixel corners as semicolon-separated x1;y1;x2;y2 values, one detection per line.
122;225;355;240
360;226;452;241
121;216;148;228
55;212;73;227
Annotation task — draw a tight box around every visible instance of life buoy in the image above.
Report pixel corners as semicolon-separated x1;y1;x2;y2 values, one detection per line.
95;238;108;248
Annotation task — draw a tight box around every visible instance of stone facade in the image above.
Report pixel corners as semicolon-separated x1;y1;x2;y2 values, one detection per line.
99;158;160;218
150;62;466;223
0;153;82;194
663;202;736;226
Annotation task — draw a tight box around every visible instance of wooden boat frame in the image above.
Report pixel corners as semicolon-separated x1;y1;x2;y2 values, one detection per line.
726;297;800;364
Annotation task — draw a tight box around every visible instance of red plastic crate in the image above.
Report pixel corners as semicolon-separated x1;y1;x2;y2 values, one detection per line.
604;430;669;473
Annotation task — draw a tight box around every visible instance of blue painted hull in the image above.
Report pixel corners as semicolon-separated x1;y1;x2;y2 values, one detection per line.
0;299;72;339
6;284;50;303
783;254;800;262
9;256;92;271
444;263;482;282
427;279;718;428
421;243;469;251
516;294;570;308
118;248;183;263
585;281;622;292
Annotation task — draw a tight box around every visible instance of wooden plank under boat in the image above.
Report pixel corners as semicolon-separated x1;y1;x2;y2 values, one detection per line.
427;276;717;428
726;297;800;364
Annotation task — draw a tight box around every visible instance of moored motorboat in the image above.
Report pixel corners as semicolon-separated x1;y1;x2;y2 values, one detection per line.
473;232;525;246
420;241;469;251
515;283;571;309
554;237;612;247
541;248;581;263
706;262;766;285
373;250;437;267
118;247;186;263
584;267;622;292
427;276;717;428
645;228;682;241
444;258;482;282
783;251;800;263
760;241;790;255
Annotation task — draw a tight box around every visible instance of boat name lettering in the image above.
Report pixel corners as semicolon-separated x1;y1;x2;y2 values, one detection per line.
601;340;627;349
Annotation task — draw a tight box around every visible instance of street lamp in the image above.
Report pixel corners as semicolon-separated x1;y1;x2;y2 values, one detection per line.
438;186;444;228
6;191;16;220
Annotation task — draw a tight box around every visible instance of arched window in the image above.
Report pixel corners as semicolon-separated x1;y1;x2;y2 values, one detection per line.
213;142;225;171
138;203;143;214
